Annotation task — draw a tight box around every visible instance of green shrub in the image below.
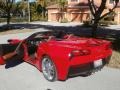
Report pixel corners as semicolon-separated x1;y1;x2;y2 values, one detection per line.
11;18;28;22
0;17;28;23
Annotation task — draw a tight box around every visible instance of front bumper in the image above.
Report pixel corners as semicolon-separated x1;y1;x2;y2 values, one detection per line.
68;56;111;77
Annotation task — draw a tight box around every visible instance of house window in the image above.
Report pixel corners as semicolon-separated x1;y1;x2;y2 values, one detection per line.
109;0;114;4
109;0;120;4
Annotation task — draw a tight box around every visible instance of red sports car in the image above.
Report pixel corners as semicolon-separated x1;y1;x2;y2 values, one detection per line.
0;31;112;81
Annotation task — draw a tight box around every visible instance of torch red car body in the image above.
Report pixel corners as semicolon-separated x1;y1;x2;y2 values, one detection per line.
0;31;112;81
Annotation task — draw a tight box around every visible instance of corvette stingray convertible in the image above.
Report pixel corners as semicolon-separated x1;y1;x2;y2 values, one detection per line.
0;31;112;81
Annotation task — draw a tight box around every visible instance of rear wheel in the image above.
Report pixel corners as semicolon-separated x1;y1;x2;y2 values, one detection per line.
42;56;57;82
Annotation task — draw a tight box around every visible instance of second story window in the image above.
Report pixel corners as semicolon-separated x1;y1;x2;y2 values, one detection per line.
109;0;120;4
109;0;114;4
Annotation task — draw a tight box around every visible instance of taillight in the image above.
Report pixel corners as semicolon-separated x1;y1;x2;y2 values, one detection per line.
69;49;90;59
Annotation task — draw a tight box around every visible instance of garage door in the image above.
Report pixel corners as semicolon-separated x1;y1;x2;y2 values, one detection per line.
71;13;90;22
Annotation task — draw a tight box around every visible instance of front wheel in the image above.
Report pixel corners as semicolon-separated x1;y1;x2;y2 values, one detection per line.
41;56;57;82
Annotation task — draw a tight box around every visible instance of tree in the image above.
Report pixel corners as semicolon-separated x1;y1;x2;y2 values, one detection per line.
58;0;67;11
58;0;67;22
0;0;15;25
30;2;42;21
46;0;58;6
36;4;43;14
37;0;47;19
12;2;24;17
88;0;119;37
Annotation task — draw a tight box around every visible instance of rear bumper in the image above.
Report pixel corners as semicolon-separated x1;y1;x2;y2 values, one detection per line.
69;49;112;66
68;55;111;77
57;50;112;80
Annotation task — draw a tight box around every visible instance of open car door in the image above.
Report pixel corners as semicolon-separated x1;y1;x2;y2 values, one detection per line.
0;40;24;65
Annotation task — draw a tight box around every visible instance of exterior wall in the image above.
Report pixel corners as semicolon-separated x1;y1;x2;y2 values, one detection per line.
47;0;120;24
114;8;120;24
48;9;59;22
48;8;90;22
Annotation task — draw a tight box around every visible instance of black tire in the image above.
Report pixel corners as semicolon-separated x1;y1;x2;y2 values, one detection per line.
41;56;57;82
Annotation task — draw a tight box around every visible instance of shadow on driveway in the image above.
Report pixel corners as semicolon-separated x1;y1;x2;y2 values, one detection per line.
5;58;23;69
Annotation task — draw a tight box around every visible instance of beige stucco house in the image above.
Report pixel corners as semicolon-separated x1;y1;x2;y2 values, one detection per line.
47;0;120;24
